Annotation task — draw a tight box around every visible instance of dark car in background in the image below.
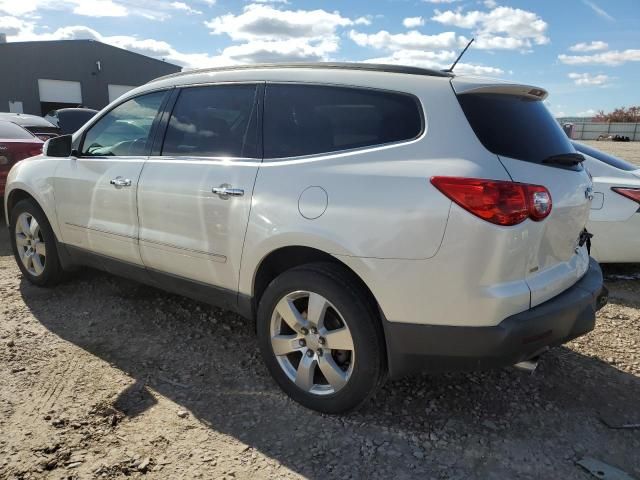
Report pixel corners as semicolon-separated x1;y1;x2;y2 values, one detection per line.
44;108;98;135
0;113;59;141
0;121;43;197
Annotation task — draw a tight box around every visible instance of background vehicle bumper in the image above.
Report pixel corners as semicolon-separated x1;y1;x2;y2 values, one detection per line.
383;258;608;379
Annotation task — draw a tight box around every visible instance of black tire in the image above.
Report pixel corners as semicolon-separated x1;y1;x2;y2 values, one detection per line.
257;262;386;413
9;199;64;287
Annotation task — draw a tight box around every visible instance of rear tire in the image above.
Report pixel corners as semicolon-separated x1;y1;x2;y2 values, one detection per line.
257;262;386;413
9;199;64;287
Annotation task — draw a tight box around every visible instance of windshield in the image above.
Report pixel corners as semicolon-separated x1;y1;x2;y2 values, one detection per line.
457;93;576;164
572;141;638;172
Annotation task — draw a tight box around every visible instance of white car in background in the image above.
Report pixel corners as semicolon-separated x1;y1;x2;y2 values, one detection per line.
573;141;640;263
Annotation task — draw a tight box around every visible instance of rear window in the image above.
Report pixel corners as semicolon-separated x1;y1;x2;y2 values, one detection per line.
458;93;575;164
0;121;35;140
572;141;637;171
264;84;423;159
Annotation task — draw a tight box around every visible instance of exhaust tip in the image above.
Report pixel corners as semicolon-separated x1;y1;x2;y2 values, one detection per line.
513;358;539;374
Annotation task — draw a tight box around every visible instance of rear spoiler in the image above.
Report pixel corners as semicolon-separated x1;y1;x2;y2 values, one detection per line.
452;81;548;101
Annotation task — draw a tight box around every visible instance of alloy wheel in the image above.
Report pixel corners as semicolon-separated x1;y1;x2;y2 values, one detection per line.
15;212;47;277
269;290;355;395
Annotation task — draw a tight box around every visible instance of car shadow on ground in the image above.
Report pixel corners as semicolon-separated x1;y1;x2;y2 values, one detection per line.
2;211;638;477
14;262;640;478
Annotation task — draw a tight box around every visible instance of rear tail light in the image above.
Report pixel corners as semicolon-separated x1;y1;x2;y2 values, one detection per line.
431;177;552;226
612;187;640;204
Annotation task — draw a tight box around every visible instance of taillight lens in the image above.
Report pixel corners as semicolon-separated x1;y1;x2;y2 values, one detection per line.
612;187;640;204
431;177;552;226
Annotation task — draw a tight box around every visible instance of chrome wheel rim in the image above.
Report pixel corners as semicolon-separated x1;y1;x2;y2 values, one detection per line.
15;212;46;277
270;290;355;395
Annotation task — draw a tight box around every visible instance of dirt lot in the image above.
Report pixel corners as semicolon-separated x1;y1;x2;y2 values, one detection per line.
1;146;640;479
582;140;640;166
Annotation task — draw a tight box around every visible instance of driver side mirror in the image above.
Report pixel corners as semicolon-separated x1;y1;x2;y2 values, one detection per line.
43;135;73;157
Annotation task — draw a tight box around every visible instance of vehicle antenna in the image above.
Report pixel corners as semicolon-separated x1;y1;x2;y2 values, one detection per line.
444;38;474;73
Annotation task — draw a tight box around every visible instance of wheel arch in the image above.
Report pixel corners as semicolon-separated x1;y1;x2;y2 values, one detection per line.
250;245;381;324
6;188;38;224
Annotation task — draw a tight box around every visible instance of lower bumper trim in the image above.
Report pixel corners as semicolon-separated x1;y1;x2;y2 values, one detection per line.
383;258;608;379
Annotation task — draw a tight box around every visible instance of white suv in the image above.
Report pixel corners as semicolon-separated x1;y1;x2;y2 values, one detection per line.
4;63;608;413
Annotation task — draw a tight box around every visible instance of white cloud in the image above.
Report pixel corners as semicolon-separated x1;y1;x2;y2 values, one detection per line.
402;16;424;28
349;30;466;51
576;109;596;117
568;72;610;86
484;0;497;7
203;4;364;63
363;49;503;76
354;16;371;26
422;0;458;3
0;0;177;19
0;15;25;35
170;2;202;15
0;0;129;17
431;6;549;50
205;4;353;41
1;18;228;68
559;49;640;66
582;0;614;21
72;0;127;17
569;40;608;52
0;0;39;16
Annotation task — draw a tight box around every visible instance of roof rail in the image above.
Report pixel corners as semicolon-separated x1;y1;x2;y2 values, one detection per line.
150;62;454;84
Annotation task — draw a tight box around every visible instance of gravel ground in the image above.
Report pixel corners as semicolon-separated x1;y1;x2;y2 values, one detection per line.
1;215;640;478
582;140;640;166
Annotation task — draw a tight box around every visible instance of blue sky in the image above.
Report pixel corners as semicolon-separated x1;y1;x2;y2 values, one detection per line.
0;0;638;116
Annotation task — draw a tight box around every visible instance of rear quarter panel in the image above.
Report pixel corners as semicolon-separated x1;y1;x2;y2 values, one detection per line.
239;75;512;301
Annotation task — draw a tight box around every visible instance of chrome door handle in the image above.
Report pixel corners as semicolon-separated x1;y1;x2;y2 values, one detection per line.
212;184;244;199
110;177;132;188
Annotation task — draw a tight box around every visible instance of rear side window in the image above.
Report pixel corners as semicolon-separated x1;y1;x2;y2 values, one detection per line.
264;84;423;159
572;141;638;171
458;93;575;164
162;84;259;158
0;121;34;139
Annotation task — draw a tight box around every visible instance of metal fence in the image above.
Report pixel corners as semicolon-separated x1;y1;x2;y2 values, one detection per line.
564;122;640;141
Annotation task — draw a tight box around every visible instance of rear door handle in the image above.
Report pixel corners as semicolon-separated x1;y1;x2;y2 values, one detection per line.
110;177;132;188
212;184;244;199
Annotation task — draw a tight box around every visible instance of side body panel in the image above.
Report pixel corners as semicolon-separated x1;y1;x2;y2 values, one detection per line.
240;75;534;327
137;157;260;291
53;157;146;265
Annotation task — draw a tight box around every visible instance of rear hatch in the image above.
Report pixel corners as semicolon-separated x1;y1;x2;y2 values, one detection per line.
452;78;593;306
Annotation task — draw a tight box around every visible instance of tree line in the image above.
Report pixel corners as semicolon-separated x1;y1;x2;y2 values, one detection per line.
593;106;640;123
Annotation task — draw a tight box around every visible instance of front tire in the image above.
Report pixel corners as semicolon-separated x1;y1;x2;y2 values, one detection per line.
9;199;64;287
257;263;386;413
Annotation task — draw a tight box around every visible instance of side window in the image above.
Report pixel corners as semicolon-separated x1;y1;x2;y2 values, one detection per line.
161;84;259;158
264;84;423;159
81;91;166;157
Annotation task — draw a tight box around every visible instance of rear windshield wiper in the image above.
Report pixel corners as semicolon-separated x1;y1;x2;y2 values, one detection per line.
542;153;585;166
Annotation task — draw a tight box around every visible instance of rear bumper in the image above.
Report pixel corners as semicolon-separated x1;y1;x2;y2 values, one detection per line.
383;258;608;379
